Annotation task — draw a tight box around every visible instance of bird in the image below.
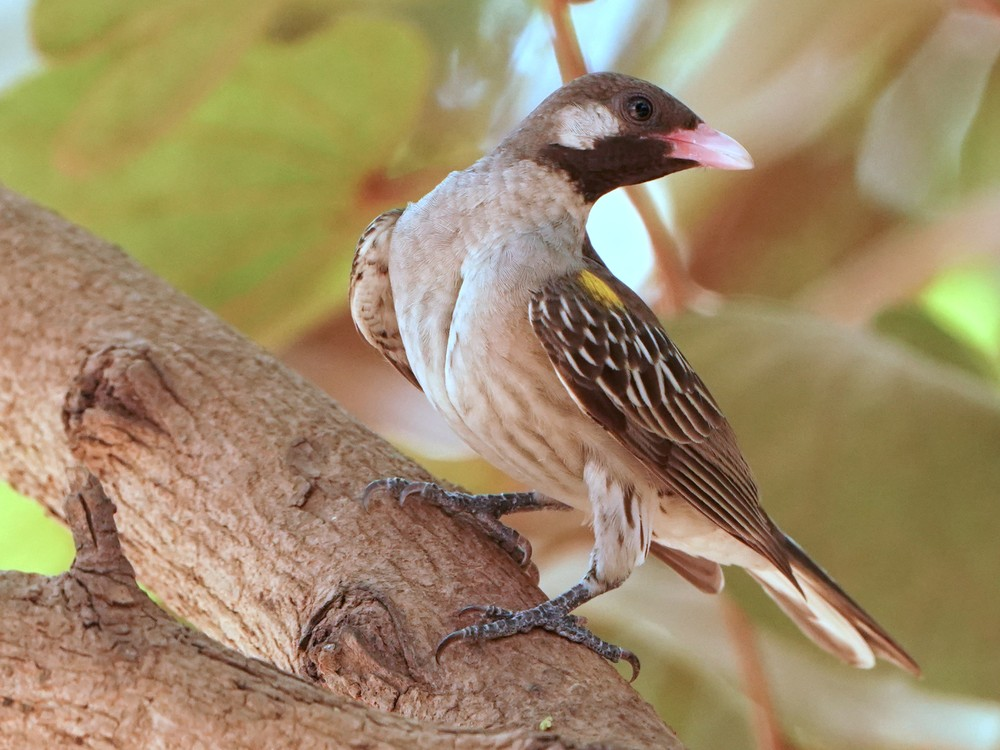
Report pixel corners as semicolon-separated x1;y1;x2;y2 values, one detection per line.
350;71;919;679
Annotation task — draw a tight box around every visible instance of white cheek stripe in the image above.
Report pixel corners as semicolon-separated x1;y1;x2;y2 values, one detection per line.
555;103;620;150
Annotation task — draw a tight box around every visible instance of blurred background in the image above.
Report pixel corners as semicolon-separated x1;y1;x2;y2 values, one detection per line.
1;0;999;747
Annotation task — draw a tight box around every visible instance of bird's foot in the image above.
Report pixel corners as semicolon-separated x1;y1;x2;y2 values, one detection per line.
361;478;569;568
436;599;640;681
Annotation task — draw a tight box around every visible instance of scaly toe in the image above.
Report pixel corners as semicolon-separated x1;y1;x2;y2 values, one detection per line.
457;603;514;620
398;481;437;507
434;598;637;678
360;477;410;509
531;496;574;513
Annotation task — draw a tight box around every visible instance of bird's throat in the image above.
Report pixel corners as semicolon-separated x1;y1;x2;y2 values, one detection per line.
536;137;689;202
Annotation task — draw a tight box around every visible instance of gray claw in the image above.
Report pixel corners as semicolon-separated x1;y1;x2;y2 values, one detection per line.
457;604;513;620
619;650;641;683
360;477;409;509
435;628;466;664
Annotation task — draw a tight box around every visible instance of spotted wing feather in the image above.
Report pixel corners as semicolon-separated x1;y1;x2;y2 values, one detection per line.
529;264;792;580
350;208;420;389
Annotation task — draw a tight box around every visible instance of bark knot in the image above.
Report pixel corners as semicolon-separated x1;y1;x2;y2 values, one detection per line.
63;342;178;463
298;586;425;711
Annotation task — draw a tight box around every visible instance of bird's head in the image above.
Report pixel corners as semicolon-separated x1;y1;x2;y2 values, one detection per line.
502;72;753;202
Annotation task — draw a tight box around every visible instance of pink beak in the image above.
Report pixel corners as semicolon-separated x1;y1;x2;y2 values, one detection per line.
657;122;754;170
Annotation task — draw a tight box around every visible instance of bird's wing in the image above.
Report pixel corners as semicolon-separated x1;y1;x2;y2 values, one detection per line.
529;263;792;579
350;208;421;389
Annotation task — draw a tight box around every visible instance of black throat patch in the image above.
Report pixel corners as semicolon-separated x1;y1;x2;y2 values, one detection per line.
536;137;694;203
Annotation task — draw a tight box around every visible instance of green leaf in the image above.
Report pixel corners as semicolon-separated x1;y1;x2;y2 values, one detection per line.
0;482;74;575
49;2;273;177
962;51;1000;194
0;8;434;346
922;264;1000;368
121;11;433;344
667;302;1000;698
32;0;148;59
874;303;998;383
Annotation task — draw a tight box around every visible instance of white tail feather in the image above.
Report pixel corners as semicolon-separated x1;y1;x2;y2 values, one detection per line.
749;565;877;669
745;533;920;674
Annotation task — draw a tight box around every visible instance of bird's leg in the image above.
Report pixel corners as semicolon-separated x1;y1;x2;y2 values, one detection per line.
435;472;646;679
436;570;640;681
361;477;570;568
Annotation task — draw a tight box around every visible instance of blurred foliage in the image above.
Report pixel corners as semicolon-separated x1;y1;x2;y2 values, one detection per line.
924;264;1000;373
2;0;1000;748
0;0;534;345
874;302;999;381
0;481;74;574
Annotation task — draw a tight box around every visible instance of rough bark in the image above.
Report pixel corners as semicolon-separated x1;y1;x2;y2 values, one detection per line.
0;471;577;749
0;186;681;749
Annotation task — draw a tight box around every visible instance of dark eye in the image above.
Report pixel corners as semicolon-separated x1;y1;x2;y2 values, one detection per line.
625;95;653;122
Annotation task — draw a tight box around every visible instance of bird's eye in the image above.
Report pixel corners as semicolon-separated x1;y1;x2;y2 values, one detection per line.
625;95;653;122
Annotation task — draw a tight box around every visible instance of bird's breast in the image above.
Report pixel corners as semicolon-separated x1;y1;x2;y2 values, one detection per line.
388;163;586;414
384;159;599;500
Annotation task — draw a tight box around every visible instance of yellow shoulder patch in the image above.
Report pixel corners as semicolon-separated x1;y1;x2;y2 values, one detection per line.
578;269;624;309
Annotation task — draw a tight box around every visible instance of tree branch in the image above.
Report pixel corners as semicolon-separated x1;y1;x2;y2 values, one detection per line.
0;185;681;748
0;470;579;748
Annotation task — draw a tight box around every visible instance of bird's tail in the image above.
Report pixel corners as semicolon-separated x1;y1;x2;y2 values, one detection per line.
748;535;920;675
